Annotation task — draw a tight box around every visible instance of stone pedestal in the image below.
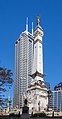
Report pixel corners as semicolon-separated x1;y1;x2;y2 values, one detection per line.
22;106;29;114
21;99;30;119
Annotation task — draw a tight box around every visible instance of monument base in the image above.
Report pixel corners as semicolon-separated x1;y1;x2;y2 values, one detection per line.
20;113;30;119
21;99;30;119
22;106;29;114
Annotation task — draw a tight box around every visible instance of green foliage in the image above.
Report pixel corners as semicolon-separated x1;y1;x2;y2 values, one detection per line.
9;112;20;117
0;67;13;108
0;67;13;84
33;112;46;117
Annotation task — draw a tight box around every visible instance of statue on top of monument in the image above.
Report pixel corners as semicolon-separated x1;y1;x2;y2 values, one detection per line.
37;16;40;26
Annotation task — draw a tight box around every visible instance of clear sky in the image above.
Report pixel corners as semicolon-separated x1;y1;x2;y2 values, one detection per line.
0;0;62;102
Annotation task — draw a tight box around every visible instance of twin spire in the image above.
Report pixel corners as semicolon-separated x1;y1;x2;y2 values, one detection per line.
26;17;33;35
26;16;40;34
26;17;28;32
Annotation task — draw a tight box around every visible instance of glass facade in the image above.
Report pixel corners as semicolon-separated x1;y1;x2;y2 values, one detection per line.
14;31;34;108
49;90;62;112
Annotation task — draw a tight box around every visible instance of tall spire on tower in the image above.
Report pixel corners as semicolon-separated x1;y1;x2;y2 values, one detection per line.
32;22;33;35
26;17;28;32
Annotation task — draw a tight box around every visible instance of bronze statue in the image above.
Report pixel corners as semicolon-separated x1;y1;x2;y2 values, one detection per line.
37;16;40;25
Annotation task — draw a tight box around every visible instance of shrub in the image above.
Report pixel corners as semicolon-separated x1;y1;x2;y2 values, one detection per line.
33;112;46;117
9;113;20;117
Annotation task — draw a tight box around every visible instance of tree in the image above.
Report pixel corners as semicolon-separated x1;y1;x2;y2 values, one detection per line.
0;67;13;108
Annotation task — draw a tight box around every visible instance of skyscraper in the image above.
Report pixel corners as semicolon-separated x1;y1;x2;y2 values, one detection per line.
14;19;34;108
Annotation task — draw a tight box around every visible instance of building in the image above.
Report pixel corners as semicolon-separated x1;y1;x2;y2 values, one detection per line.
54;82;62;91
14;19;34;108
49;83;62;112
27;16;48;114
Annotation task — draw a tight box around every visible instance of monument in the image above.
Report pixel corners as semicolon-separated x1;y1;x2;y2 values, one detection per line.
27;17;48;114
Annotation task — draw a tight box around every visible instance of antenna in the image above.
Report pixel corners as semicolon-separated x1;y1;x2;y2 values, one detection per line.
26;17;28;32
32;22;33;35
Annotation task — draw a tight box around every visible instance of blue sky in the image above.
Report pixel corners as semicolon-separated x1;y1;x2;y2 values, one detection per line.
0;0;62;102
